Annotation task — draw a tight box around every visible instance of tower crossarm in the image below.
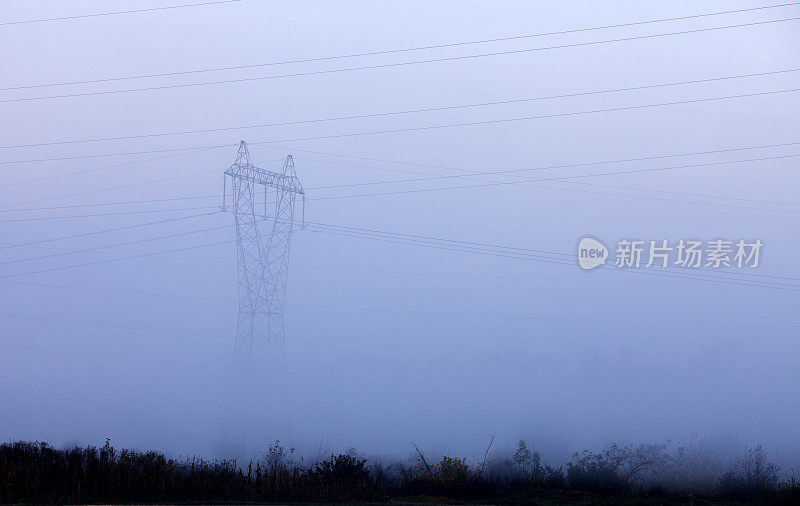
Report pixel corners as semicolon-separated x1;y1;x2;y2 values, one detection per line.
224;163;304;195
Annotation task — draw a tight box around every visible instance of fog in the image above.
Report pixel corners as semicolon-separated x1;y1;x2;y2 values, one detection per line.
1;1;798;470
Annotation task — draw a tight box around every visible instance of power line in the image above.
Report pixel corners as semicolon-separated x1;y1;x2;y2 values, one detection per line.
244;217;800;287
558;180;800;207
153;257;728;286
0;212;708;273
308;221;571;259
0;224;229;268
297;151;800;213
4;167;792;228
0;195;219;214
3;199;793;287
0;212;214;251
304;226;800;292
2;214;797;291
304;224;800;290
3;208;777;277
0;142;799;230
0;167;222;210
243;88;800;147
0;145;227;211
308;153;800;201
3;2;796;90
4;67;797;151
0;158;280;210
297;260;800;286
281;142;800;209
0;89;792;212
2;87;796;170
0;205;217;223
260;140;800;194
4;17;799;103
304;141;800;191
311;227;572;263
0;145;225;166
299;218;800;285
0;231;725;289
299;155;800;210
307;221;800;285
2;221;794;292
0;0;241;26
498;181;800;215
3;215;742;281
3;141;798;221
0;239;233;280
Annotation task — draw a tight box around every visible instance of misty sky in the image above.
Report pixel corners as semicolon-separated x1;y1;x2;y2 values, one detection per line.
1;1;798;467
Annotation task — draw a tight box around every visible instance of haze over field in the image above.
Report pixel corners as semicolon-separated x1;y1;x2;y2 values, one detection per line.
0;1;798;470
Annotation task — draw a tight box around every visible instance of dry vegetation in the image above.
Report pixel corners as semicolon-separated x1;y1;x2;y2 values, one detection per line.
1;438;798;504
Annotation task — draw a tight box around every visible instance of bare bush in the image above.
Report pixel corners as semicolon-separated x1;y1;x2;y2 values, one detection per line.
718;445;780;498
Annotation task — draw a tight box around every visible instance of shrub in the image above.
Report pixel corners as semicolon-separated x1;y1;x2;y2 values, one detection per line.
435;456;471;484
567;445;630;494
509;440;543;483
542;464;566;489
308;452;377;501
718;445;779;498
2;438;798;504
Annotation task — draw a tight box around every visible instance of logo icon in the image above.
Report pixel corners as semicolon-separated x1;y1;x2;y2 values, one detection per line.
578;237;608;270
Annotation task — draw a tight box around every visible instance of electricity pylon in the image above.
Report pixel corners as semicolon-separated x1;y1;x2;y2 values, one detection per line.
222;141;304;355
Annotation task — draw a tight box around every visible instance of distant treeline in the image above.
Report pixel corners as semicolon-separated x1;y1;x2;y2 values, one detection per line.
1;439;799;504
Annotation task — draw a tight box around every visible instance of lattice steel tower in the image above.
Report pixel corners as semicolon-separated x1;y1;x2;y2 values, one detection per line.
223;141;304;355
